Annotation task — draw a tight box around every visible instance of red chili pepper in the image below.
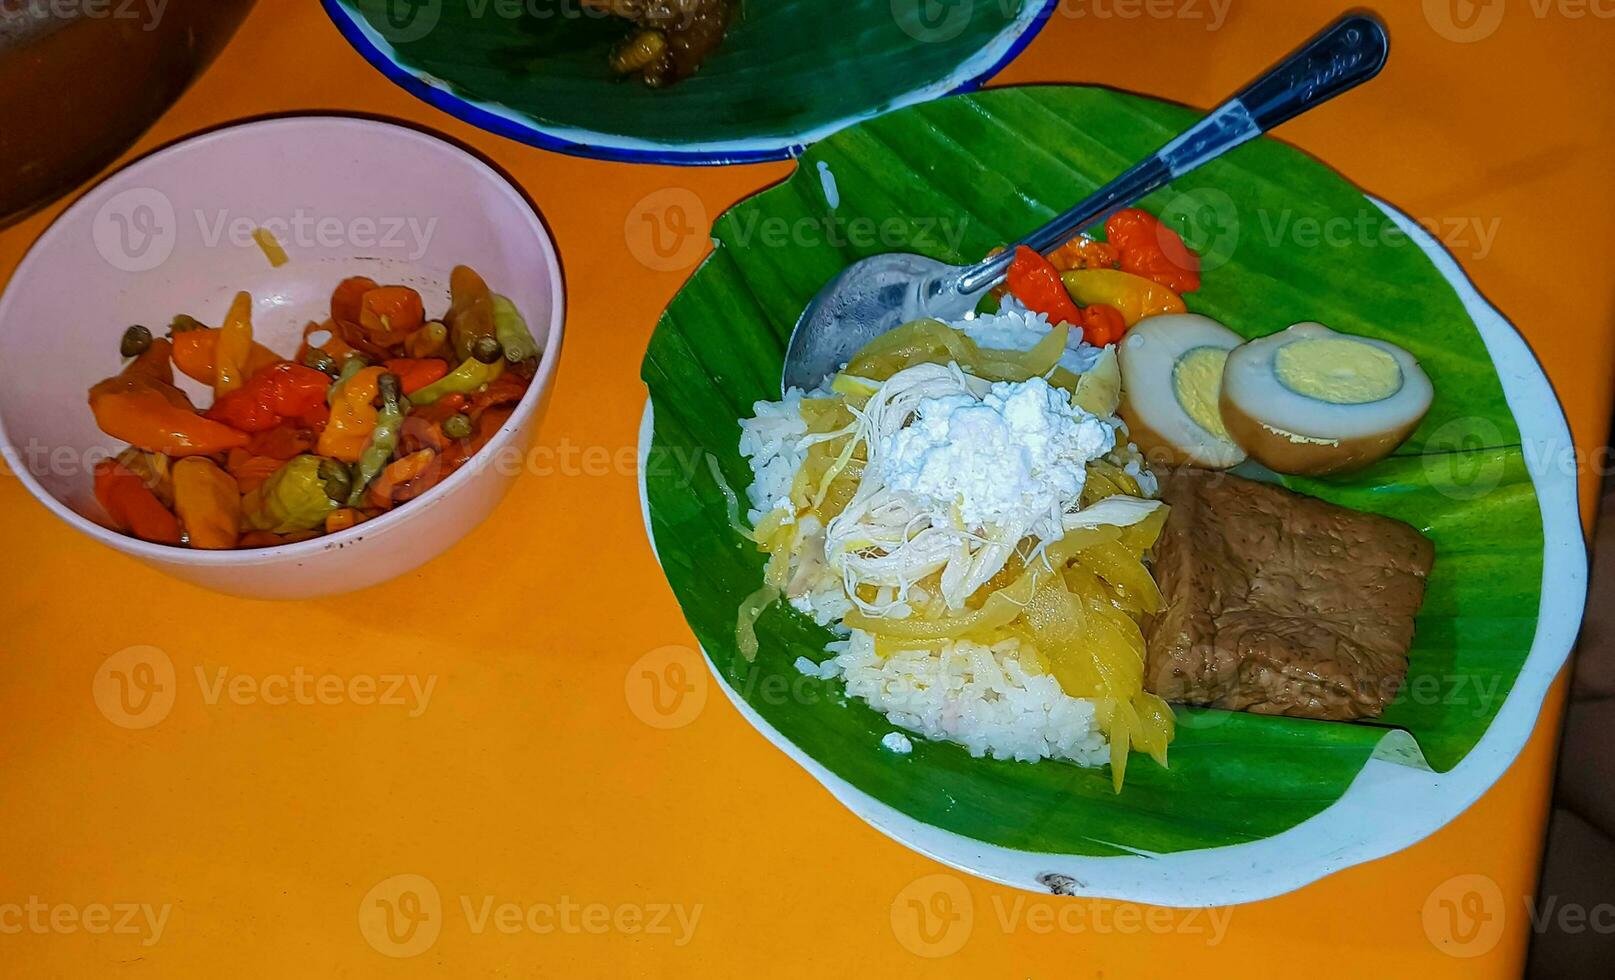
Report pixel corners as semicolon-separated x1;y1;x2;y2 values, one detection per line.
382;357;450;395
206;362;332;433
93;458;182;544
1104;209;1201;293
1078;304;1128;347
247;424;317;460
1005;246;1084;327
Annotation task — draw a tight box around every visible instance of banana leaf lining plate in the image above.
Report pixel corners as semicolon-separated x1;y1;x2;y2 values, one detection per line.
323;0;1056;164
637;86;1587;905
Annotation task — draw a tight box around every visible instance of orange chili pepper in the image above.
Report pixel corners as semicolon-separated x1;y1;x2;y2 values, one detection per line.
441;406;513;471
225;450;287;494
466;372;529;417
206;362;332;433
1104;208;1201;293
247;424;318;460
324;508;365;534
1077;303;1128;346
328;276;396;358
1006;246;1084;327
172;457;241;550
89;339;250;457
411;392;469;424
399;414;448;455
366;449;437;509
360;286;426;348
214;291;255;396
238;530;283;548
170;328;280;385
331;276;378;327
316;366;384;463
94;457;182;544
1048;235;1120;273
382;358;449;395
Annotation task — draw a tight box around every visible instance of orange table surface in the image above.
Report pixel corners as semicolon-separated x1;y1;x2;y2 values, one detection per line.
1;1;1609;976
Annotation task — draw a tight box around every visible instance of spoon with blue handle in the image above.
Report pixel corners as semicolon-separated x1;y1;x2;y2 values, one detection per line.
780;11;1389;395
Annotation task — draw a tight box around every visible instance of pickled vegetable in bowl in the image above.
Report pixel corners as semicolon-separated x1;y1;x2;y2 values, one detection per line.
87;267;544;550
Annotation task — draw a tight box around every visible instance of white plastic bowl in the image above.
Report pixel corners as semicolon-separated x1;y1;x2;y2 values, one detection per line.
0;117;564;599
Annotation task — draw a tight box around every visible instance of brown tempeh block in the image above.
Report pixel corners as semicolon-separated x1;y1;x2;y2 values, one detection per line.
1144;467;1435;721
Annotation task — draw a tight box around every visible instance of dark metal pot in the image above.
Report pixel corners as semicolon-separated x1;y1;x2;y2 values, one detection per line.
0;0;255;227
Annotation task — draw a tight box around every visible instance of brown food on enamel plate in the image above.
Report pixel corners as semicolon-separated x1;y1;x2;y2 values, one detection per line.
585;0;733;86
1144;467;1434;721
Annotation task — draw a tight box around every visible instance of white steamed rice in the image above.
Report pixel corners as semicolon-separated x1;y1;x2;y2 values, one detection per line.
737;308;1125;766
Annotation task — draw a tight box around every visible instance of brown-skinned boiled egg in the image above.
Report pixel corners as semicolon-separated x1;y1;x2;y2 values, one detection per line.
1117;314;1248;469
1220;321;1433;476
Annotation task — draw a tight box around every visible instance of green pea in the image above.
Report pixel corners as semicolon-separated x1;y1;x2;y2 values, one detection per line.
120;325;153;358
470;336;503;364
442;413;473;440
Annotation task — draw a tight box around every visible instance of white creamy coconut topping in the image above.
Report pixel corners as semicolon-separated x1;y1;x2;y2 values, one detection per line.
877;375;1113;531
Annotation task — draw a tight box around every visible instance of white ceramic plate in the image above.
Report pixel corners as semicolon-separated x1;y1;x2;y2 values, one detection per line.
636;198;1586;905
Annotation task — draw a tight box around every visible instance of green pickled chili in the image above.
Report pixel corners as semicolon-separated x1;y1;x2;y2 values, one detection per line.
241;455;346;533
491;294;541;364
408;355;504;406
347;373;404;506
326;355;369;406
